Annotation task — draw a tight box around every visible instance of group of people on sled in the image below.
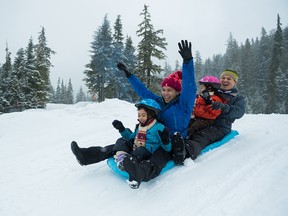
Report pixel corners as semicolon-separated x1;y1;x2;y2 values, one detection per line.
71;40;245;189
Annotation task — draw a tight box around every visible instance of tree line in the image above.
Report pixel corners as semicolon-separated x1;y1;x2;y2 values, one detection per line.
0;27;55;113
86;8;288;114
1;4;287;114
0;26;89;113
198;14;288;114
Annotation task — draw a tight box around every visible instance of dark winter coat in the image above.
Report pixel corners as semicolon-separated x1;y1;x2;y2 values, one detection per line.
185;87;245;159
214;88;245;133
127;59;196;138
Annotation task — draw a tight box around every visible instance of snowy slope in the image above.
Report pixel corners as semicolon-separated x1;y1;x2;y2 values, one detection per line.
1;99;288;216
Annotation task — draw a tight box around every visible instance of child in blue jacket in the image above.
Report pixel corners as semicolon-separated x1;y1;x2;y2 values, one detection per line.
111;99;171;170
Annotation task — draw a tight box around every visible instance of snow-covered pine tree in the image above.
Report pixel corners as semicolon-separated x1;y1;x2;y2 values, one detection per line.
267;14;283;114
0;45;12;112
136;4;167;93
84;14;113;102
35;26;56;104
24;38;46;109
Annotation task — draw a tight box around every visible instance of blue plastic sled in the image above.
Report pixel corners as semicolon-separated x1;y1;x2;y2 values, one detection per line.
107;130;239;178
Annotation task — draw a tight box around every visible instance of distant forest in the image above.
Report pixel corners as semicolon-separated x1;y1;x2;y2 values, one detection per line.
0;4;287;114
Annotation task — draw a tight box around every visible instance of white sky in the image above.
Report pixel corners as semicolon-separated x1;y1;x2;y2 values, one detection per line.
1;0;288;92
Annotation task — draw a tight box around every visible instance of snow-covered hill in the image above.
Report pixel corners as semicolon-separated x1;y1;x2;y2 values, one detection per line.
1;99;287;216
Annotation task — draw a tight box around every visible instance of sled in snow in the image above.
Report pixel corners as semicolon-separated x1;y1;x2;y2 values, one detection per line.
107;130;239;179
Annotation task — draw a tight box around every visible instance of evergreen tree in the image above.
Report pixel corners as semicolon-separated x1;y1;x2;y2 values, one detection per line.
0;45;12;112
35;26;56;103
203;57;212;75
194;50;204;82
123;36;138;68
60;79;66;104
24;38;46;108
66;79;74;104
266;14;283;113
84;14;113;102
76;86;87;103
280;26;288;113
112;15;124;63
174;60;181;71
48;81;55;103
211;54;224;76
257;28;273;113
163;60;172;77
239;39;257;113
10;48;26;111
55;78;61;103
110;15;125;99
136;4;167;92
223;33;240;70
122;36;138;102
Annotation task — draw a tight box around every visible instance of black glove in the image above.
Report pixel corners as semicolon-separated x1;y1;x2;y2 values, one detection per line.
200;90;212;105
116;62;132;78
211;102;230;113
112;120;125;133
178;40;193;64
158;127;170;145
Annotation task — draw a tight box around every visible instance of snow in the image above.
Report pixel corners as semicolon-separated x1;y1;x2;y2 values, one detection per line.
1;98;288;216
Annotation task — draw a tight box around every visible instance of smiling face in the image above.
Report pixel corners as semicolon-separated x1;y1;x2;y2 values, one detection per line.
161;86;180;103
220;75;236;91
137;108;148;124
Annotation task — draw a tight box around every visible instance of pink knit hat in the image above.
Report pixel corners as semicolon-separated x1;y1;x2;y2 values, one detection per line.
161;70;182;92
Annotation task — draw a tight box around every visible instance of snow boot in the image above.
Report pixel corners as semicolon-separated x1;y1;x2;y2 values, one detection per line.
71;141;86;166
171;132;186;165
71;142;115;166
185;140;202;160
122;155;146;189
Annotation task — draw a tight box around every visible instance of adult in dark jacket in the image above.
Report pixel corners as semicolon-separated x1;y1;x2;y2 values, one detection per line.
173;69;245;164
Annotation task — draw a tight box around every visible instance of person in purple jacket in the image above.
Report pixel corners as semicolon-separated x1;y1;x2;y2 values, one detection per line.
71;40;196;188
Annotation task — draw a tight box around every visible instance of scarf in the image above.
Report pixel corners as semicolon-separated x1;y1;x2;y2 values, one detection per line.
134;119;157;150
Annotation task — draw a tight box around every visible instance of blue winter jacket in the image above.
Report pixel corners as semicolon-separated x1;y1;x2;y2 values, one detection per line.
128;59;196;138
120;122;172;153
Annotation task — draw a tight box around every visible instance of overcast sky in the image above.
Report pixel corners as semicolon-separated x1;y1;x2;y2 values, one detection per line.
1;0;288;93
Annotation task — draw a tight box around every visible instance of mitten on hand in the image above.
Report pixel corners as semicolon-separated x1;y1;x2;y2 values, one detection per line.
112;120;125;133
200;90;212;105
116;62;132;78
178;40;193;64
158;127;170;145
211;102;230;113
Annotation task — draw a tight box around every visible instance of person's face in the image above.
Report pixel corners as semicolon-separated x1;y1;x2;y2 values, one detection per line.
220;75;236;91
137;108;148;124
161;86;179;103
